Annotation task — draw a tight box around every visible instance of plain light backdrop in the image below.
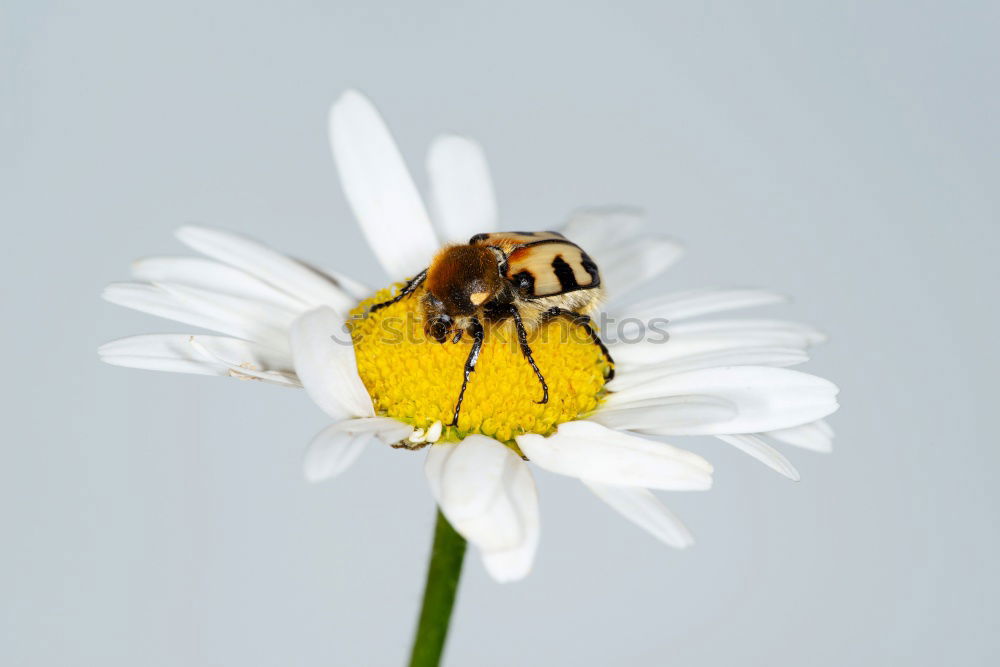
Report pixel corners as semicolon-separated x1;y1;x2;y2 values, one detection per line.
3;1;998;665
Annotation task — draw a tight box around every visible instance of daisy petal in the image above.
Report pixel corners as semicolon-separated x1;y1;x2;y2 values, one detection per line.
187;336;301;386
480;534;539;583
103;281;225;330
605;366;839;435
99;334;298;385
667;318;827;345
98;335;233;377
765;419;835;453
620;288;788;322
608;347;809;389
102;282;292;350
479;464;540;582
589;395;737;432
560;207;648;250
303;427;368;483
516;421;712;491
716;434;800;481
289;307;374;420
583;481;694;548
340;416;414;442
329;90;439;280
427;134;498;242
157;281;298;338
308;266;371;301
303;417;412;482
611;321;825;368
132;256;306;311
425;437;539;561
175;225;355;312
600;237;685;299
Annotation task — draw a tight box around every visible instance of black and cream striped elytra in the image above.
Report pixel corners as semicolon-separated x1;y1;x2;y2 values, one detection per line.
368;230;614;435
469;231;600;298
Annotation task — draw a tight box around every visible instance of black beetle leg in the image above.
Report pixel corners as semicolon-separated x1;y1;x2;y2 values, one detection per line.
510;306;548;404
542;307;615;380
369;269;427;312
449;317;484;427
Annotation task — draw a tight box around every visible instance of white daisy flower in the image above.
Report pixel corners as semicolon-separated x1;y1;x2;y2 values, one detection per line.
100;90;839;584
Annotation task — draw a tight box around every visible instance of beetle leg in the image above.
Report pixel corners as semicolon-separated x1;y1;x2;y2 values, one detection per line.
543;307;615;380
390;439;431;451
369;269;427;312
510;306;549;404
449;317;484;427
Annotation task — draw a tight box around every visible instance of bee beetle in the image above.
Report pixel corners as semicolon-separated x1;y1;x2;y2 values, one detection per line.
369;231;615;428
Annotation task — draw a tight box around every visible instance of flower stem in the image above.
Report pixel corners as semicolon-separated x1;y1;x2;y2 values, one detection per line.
408;509;467;667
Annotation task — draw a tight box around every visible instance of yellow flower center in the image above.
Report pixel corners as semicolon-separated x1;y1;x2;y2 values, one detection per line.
349;284;611;445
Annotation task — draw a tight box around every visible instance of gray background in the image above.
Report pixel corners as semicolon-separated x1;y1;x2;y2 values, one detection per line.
3;1;998;665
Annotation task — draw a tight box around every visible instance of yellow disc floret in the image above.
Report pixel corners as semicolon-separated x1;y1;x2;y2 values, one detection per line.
349;285;611;446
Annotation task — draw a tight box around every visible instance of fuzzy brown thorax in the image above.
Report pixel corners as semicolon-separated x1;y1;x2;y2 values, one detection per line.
425;245;506;317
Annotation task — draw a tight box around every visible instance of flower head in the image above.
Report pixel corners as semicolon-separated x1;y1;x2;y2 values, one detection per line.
351;287;609;445
101;90;839;582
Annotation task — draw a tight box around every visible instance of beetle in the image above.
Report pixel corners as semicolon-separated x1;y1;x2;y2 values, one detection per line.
370;231;614;426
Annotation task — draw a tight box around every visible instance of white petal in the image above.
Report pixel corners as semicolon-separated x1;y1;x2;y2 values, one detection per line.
159;281;298;346
667;318;827;345
611;320;825;368
516;421;712;491
560;206;648;250
608;347;809;389
814;418;834;438
427;134;498;242
329;90;439;280
339;416;413;442
590;395;737;432
303;417;411;482
311;267;371;301
600;237;685;299
99;334;298;385
103;282;226;331
479;452;541;582
102;282;292;351
480;525;539;583
99;334;230;377
716;434;800;481
187;336;301;386
289;307;374;420
605;366;839;435
132;256;307;311
425;420;443;444
425;437;539;559
303;426;368;483
583;481;694;548
765;419;835;453
619;288;788;322
175;225;356;312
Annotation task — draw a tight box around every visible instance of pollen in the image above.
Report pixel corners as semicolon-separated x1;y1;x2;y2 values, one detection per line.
349;285;612;446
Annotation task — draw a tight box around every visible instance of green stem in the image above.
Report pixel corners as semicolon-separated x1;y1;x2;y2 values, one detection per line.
408;509;467;667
